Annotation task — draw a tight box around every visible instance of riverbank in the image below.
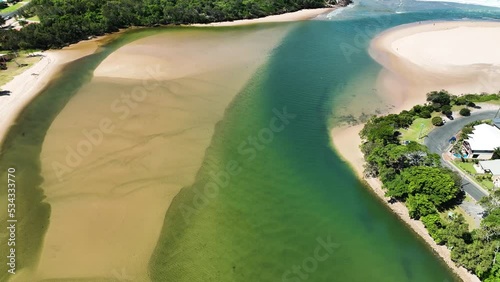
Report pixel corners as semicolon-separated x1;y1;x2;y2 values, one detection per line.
330;20;500;282
0;39;103;147
191;8;336;27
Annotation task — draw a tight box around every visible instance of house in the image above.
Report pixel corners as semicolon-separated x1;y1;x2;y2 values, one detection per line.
479;159;500;188
463;124;500;159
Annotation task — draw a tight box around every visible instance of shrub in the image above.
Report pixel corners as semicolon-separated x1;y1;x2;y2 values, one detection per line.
432;116;444;126
466;101;476;107
459;108;471;116
420;110;432;118
441;105;452;116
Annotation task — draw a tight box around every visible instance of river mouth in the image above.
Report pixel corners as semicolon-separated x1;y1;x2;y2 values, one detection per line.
2;2;500;282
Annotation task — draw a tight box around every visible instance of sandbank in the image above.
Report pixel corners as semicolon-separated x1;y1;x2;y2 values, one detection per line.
191;8;336;27
331;21;500;282
369;21;500;113
35;25;293;281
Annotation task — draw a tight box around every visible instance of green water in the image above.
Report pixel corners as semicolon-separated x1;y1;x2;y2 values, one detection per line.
148;19;459;282
2;3;500;281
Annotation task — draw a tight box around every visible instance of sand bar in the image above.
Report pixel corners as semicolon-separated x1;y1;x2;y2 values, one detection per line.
331;21;500;282
369;21;500;113
35;25;293;281
191;8;335;27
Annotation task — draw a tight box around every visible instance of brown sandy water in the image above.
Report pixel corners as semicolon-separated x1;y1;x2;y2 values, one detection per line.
33;25;292;281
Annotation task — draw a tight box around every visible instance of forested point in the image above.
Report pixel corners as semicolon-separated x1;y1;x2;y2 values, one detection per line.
360;91;500;281
0;0;348;50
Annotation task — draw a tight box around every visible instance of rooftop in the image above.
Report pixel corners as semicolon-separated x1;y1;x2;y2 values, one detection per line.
479;160;500;175
465;124;500;151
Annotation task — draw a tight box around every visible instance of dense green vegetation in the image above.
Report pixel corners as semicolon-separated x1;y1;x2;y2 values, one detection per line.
0;0;342;50
360;91;500;280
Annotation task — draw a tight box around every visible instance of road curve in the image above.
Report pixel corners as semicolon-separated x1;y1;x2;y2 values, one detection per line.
424;110;497;201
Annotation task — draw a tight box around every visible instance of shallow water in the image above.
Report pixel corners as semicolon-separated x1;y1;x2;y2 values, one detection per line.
0;0;499;281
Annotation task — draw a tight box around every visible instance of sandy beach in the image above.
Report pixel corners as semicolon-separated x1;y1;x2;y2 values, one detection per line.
331;21;500;282
0;42;100;146
191;8;336;27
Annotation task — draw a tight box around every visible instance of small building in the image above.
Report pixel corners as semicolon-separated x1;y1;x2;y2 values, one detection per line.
463;124;500;159
479;159;500;188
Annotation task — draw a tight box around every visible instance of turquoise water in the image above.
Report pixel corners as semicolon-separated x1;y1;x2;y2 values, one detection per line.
150;2;500;282
0;0;499;281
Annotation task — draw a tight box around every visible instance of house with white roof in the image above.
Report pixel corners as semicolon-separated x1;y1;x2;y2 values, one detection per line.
463;124;500;159
479;160;500;188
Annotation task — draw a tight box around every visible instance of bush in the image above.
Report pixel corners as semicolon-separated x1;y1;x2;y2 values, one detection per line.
459;108;471;116
420;110;432;119
432;116;444;126
466;101;476;107
441;105;452;116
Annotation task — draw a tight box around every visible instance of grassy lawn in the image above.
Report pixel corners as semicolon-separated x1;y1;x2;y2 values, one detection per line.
454;207;478;230
0;51;41;86
0;1;27;14
27;15;39;22
399;117;435;143
452;161;495;192
454;161;476;175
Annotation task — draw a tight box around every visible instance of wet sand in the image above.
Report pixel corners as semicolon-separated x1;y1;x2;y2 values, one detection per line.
0;41;101;146
330;21;500;282
34;25;292;281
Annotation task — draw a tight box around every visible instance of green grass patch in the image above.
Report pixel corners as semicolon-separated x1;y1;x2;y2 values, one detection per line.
480;179;494;191
400;117;435;143
452;161;495;192
454;161;476;175
27;15;39;22
0;50;42;86
0;1;26;14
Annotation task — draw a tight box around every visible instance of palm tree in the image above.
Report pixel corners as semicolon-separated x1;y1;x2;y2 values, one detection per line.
493;147;500;160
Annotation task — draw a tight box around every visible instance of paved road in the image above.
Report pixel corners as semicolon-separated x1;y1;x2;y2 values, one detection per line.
424;110;497;201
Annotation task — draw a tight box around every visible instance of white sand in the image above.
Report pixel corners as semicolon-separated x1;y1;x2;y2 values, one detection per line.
330;21;500;282
391;25;500;67
370;21;500;111
191;8;335;27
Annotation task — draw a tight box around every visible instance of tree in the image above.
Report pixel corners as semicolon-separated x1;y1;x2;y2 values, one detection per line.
420;110;432;118
493;147;500;160
441;105;452;116
432;116;444;126
406;194;436;219
427;90;451;106
385;166;460;207
460;108;471;116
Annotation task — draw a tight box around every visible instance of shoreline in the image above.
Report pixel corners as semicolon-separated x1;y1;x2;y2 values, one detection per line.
330;20;500;282
330;125;480;282
0;8;336;149
0;39;103;147
190;8;336;27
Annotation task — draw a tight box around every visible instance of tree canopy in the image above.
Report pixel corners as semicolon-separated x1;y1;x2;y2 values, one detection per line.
1;0;343;50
